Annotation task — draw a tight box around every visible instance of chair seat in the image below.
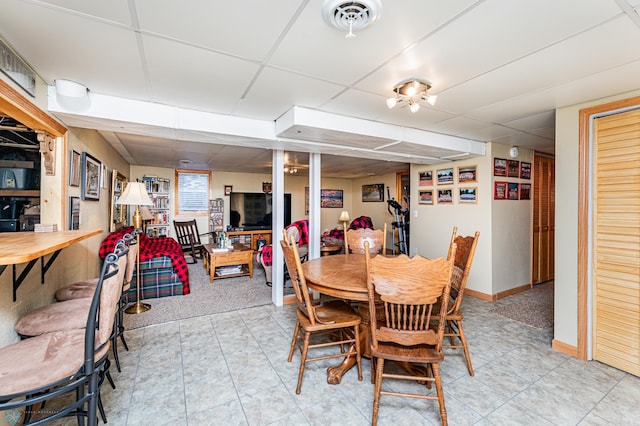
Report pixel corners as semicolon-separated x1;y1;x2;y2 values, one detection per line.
297;301;361;331
15;297;91;337
56;279;99;301
0;329;109;397
371;343;444;364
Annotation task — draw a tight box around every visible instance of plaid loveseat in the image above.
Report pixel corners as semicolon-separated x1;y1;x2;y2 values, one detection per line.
100;227;190;301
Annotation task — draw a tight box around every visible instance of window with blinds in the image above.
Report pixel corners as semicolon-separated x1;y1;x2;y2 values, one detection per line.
175;170;211;214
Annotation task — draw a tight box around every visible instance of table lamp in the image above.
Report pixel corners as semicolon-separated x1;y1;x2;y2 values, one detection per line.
117;181;153;314
339;210;350;253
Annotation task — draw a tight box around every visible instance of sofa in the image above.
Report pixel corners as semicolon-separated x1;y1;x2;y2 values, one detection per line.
99;227;189;301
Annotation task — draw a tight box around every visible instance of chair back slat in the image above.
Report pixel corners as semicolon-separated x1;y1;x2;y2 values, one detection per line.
346;223;386;254
448;230;480;313
280;236;316;325
366;242;456;352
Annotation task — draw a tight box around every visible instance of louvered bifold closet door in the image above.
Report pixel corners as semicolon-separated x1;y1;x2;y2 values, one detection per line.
592;109;640;376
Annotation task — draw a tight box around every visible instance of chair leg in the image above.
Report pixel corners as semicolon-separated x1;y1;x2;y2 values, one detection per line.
372;358;384;426
455;319;474;376
432;363;448;426
111;322;121;373
295;331;311;394
354;325;363;382
287;321;301;362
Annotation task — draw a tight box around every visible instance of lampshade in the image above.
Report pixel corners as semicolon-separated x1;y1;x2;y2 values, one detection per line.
139;206;154;220
116;182;152;206
339;210;350;222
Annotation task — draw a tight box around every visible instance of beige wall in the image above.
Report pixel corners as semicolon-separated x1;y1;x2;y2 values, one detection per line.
0;100;126;345
409;143;533;298
554;88;640;349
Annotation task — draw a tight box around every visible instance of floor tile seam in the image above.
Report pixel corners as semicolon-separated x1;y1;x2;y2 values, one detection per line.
206;313;251;425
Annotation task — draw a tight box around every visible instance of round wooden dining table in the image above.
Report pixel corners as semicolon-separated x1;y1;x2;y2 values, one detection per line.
302;253;368;301
302;253;374;384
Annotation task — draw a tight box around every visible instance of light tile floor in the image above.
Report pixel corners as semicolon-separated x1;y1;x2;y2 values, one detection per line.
49;284;639;425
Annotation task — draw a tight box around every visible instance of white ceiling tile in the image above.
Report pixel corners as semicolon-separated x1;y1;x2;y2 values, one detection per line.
142;35;260;114
135;0;302;59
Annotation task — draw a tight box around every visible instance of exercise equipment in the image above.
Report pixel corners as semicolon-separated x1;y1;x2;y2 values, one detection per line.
386;186;409;255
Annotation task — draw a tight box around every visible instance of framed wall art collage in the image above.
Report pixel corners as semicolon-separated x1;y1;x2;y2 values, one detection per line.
493;157;531;200
418;165;478;205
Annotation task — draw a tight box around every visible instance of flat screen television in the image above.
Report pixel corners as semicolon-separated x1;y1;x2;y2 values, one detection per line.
229;192;291;230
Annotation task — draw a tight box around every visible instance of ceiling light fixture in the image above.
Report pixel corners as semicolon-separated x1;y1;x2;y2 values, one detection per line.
283;165;298;174
386;79;437;113
322;0;382;39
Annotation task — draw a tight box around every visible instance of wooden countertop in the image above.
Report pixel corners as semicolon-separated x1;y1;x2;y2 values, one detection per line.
0;229;103;265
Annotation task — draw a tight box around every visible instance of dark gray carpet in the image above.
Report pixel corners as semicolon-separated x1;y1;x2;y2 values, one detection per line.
489;282;554;329
123;260;272;329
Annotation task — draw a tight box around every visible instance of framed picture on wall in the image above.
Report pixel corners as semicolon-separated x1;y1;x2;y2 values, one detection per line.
224;185;232;196
69;150;81;187
437;189;453;204
507;160;520;177
494;181;507;199
320;189;343;208
418;170;433;186
459;187;477;204
81;152;101;201
520;183;531;200
69;196;80;230
361;183;384;202
457;166;477;183
437;168;454;185
520;162;531;179
493;158;507;176
508;182;519;200
418;190;433;205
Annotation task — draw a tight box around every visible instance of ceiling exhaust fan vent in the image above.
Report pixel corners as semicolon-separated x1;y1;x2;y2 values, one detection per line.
322;0;382;35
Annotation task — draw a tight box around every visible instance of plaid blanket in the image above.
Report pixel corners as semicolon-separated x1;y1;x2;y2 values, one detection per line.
99;227;190;294
258;220;309;266
349;216;374;230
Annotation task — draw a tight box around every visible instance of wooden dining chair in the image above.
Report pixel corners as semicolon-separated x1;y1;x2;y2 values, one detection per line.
365;241;456;426
173;219;205;263
281;235;363;394
345;222;387;254
441;227;480;376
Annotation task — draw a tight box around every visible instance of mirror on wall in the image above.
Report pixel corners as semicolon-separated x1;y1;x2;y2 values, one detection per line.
110;170;128;232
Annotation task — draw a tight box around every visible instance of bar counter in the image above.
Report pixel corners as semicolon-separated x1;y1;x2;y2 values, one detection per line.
0;229;103;300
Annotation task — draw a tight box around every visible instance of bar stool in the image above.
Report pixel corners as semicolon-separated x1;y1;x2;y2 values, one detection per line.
0;249;123;425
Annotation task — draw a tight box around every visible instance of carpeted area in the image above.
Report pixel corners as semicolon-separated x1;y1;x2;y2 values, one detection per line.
489;281;554;329
123;260;273;329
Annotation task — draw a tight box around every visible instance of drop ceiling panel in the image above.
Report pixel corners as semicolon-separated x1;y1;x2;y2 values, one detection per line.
270;0;477;85
142;35;260;114
137;0;302;59
0;1;146;94
436;17;640;114
356;0;621;96
236;67;345;120
503;111;556;133
35;0;133;25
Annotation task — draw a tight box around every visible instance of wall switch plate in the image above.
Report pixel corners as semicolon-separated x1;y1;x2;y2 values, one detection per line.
413;247;418;255
414;210;418;218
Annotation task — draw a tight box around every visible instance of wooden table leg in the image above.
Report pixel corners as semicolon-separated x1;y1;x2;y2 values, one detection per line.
326;302;375;384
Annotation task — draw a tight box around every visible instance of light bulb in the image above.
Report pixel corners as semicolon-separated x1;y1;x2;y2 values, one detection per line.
409;100;420;113
386;97;397;109
426;95;437;106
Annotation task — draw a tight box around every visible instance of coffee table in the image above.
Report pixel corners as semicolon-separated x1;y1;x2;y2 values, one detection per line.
320;244;342;256
203;243;253;283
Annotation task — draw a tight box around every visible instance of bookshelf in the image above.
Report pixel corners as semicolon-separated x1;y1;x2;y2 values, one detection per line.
142;175;171;237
